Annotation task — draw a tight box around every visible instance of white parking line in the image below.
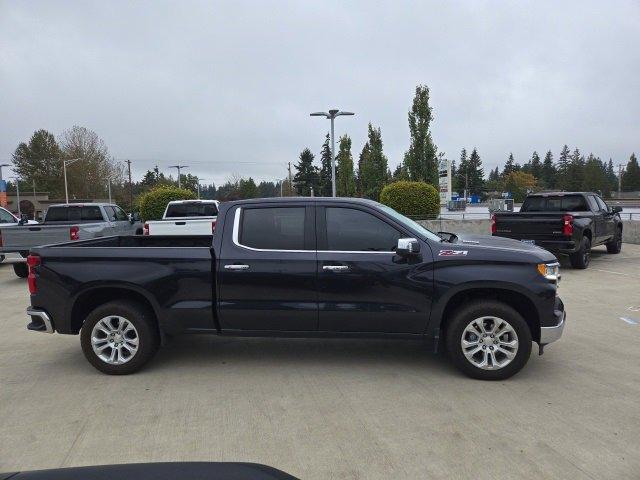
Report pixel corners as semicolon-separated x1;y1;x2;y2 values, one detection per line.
592;269;640;279
619;317;638;325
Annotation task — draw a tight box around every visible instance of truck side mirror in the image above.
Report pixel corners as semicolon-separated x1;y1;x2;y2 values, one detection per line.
611;206;622;214
18;214;29;225
396;238;420;256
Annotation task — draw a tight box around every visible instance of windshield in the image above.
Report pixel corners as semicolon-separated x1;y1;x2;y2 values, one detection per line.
377;204;442;242
165;202;218;218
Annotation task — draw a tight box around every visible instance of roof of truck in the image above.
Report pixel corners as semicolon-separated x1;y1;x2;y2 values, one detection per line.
526;192;595;196
227;197;381;206
47;203;118;208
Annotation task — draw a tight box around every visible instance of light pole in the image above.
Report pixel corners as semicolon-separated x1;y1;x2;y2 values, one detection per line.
310;109;354;197
0;163;9;182
12;177;21;216
63;158;82;204
169;165;188;189
195;177;206;199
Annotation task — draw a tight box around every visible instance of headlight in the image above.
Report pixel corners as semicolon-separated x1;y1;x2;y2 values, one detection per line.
537;262;560;283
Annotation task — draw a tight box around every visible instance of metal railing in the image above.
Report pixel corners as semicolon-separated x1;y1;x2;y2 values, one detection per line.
410;212;640;221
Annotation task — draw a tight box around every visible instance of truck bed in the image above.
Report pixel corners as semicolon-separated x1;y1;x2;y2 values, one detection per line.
493;212;567;239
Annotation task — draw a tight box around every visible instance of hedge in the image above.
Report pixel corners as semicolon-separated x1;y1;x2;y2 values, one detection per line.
379;181;440;217
138;186;197;221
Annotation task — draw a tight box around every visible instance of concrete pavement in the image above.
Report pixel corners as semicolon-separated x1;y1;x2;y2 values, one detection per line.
1;245;639;479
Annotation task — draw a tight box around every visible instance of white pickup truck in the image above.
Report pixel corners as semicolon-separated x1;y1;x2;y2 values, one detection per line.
143;200;219;236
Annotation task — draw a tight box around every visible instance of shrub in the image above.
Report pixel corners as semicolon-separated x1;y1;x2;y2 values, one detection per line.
379;181;440;217
138;186;197;221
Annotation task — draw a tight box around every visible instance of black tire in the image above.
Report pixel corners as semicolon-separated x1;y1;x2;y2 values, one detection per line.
13;263;29;278
606;227;622;254
80;300;160;375
569;236;591;269
445;300;532;380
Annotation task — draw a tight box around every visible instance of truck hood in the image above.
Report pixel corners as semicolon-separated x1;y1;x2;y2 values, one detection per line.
446;233;558;263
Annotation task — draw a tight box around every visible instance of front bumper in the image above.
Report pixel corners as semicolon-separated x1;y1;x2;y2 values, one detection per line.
26;307;54;334
539;298;566;345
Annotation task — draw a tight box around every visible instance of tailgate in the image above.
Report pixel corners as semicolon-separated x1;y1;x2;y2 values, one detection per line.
1;225;72;249
148;218;215;235
494;214;564;238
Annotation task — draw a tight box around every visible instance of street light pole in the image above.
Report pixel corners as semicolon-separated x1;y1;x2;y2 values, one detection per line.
0;163;9;182
12;178;21;216
169;165;189;189
310;109;355;197
63;158;82;204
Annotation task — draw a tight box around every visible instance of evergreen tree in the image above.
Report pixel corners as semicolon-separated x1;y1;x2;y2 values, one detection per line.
529;151;542;179
238;177;259;199
565;148;585;191
456;148;469;195
582;154;607;193
257;181;279;197
502;153;517;177
293;148;319;196
605;159;618;194
12;129;64;196
556;145;571;190
540;151;556;189
359;123;388;200
466;148;485;195
318;133;333;196
403;85;438;185
336;134;356;197
450;160;458;191
622;153;640;191
392;164;409;182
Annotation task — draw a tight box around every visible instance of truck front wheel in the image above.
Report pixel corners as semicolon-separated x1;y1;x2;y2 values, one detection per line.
80;300;160;375
445;301;532;380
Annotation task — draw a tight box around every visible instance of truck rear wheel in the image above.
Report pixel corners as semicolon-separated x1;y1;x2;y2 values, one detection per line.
569;236;591;269
445;300;532;380
606;227;622;254
13;263;29;278
80;300;160;375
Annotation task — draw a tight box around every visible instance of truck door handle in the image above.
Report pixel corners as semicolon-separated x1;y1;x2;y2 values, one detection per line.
323;265;349;272
224;264;250;270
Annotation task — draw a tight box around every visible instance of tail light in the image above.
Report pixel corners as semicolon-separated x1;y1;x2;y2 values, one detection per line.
143;223;149;235
27;254;40;294
562;214;573;236
70;226;79;241
491;214;497;234
211;220;216;234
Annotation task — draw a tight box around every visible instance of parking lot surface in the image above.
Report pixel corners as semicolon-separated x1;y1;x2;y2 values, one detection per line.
1;246;639;479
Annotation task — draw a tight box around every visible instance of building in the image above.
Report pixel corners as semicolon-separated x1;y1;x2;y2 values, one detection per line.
3;192;111;221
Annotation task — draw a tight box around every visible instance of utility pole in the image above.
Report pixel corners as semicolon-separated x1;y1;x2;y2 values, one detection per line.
13;178;21;216
126;159;133;211
63;158;82;204
287;162;293;197
107;179;112;203
169;165;188;189
310;109;355;197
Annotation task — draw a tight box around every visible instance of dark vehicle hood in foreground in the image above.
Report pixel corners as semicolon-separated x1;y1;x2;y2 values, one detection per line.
0;462;299;480
449;233;557;263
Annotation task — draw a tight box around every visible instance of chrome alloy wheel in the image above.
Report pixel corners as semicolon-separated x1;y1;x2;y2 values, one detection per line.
461;316;519;370
91;316;139;365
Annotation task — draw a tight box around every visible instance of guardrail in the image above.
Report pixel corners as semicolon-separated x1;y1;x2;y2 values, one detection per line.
410;212;640;221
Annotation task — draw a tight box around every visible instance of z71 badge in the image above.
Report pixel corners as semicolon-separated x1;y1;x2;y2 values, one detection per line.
438;249;468;256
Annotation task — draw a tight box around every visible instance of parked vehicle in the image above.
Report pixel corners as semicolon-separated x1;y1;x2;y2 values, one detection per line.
143;200;219;236
0;207;39;263
492;192;623;269
0;203;142;277
26;197;565;380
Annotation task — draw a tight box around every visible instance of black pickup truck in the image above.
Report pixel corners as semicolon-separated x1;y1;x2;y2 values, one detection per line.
492;192;623;269
25;197;566;380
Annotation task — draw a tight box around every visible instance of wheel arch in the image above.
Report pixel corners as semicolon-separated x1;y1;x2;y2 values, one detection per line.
69;285;160;335
432;286;541;344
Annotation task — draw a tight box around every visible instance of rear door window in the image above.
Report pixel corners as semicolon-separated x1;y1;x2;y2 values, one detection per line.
103;206;117;221
240;207;305;250
586;196;599;212
112;206;129;221
82;206;104;221
595;196;608;212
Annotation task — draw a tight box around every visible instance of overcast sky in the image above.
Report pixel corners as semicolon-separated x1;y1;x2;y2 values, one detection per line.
1;0;638;186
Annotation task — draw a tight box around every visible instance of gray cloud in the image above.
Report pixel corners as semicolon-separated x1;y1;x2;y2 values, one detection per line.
1;0;638;186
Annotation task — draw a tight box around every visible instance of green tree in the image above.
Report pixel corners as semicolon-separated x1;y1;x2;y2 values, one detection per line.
466;148;484;195
358;124;389;200
523;151;542;179
293;148;319;196
257;181;278;197
403;85;438;185
564;148;585;191
582;154;607;193
502;153;518;177
336;134;356;196
59;126;123;199
238;177;259;199
622;153;640;191
605;159;618;195
540;151;556;189
455;148;469;195
379;181;440;216
556;145;571;190
318;133;333;196
11;129;64;196
138;185;196;220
